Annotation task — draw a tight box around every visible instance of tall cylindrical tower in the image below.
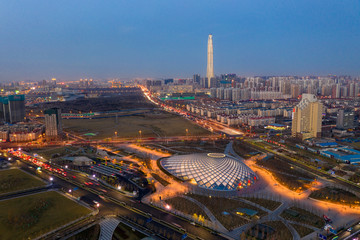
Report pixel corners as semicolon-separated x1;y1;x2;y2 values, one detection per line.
206;34;214;87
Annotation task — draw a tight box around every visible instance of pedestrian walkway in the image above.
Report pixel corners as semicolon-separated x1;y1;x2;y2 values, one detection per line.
224;141;244;160
99;217;120;240
181;195;228;232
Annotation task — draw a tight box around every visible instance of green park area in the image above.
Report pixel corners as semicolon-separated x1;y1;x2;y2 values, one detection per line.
165;196;209;221
112;222;146;240
0;191;91;240
243;221;292;240
34;146;79;159
290;223;314;238
280;207;323;228
233;140;260;158
309;187;360;206
0;169;46;195
188;194;266;230
63;111;210;139
241;197;281;211
256;156;315;192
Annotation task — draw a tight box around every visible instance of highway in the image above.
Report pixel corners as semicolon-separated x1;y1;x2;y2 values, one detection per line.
8;155;229;240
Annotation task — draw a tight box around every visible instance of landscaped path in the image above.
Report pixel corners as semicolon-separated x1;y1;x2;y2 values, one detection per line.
226;141;360;239
224;141;244;160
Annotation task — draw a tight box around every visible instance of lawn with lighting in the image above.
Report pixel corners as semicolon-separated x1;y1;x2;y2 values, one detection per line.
188;194;266;230
280;207;323;228
0;169;46;195
0;191;91;240
63;111;210;139
241;197;282;211
256;156;315;192
165;196;210;220
309;187;360;206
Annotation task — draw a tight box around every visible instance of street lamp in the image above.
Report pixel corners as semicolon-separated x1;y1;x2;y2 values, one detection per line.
165;204;171;210
114;131;117;138
49;177;53;181
139;130;142;140
117;185;122;190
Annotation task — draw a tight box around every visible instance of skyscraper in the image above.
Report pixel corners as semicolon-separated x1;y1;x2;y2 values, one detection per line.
291;94;323;140
206;34;214;88
44;108;62;139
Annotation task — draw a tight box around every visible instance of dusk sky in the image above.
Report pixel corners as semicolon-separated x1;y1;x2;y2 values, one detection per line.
1;0;360;82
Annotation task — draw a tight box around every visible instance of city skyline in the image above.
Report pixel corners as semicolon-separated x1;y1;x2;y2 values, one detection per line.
1;1;360;82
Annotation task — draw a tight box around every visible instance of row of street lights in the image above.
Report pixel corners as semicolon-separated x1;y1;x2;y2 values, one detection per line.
114;130;142;139
113;128;191;140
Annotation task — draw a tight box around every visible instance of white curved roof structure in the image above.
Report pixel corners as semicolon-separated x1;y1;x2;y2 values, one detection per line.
160;153;256;191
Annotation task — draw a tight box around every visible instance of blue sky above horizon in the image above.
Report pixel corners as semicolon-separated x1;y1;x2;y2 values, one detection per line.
0;0;360;82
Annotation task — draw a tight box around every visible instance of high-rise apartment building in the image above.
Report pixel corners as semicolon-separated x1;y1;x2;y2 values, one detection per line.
206;34;214;88
193;74;201;84
0;95;25;124
291;94;323;140
8;95;25;123
44;108;62;139
336;109;355;130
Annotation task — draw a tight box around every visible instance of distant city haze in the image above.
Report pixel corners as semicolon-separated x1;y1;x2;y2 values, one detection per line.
1;0;360;82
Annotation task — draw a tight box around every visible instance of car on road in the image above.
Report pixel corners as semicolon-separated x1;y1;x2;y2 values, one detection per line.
347;227;352;232
91;200;100;208
190;222;196;226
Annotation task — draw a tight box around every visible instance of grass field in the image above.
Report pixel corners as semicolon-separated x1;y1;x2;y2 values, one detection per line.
34;146;79;159
280;207;323;228
63;111;210;139
256;156;315;192
263;221;292;240
242;197;281;211
244;221;292;240
309;187;360;206
165;196;210;220
0;191;91;240
0;169;46;195
291;223;314;238
188;194;266;230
